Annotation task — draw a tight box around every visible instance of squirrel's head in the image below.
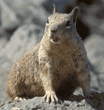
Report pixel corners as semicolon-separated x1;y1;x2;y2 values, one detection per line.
42;5;79;53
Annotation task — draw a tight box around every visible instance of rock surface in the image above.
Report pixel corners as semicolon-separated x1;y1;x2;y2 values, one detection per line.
0;0;104;110
0;92;104;110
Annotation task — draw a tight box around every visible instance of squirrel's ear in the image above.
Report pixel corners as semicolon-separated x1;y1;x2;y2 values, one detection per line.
71;7;79;23
53;4;57;14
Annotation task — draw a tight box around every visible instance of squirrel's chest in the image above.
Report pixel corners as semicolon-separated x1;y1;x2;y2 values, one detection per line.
52;55;76;76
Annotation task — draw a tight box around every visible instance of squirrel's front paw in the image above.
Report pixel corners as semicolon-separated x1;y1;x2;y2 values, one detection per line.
14;97;27;101
43;91;58;103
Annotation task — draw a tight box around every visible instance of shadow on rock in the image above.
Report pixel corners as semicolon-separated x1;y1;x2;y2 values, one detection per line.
85;92;104;109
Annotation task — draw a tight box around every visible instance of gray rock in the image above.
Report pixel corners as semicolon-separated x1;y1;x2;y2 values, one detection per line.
0;0;19;30
3;0;49;26
0;24;43;62
84;34;104;92
43;0;77;13
1;92;104;110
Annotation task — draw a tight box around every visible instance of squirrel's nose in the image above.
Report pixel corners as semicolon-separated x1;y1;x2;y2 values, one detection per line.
50;26;57;33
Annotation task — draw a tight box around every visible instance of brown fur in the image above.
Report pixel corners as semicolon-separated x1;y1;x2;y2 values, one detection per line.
6;6;92;102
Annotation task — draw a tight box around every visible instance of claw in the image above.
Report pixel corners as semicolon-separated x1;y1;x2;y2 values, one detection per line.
51;95;54;102
43;91;58;103
47;95;50;103
14;97;26;101
43;94;47;100
54;95;58;102
12;107;20;110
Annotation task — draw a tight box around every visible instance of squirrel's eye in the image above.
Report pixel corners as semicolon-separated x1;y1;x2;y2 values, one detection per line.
65;20;70;26
65;20;71;29
47;19;49;23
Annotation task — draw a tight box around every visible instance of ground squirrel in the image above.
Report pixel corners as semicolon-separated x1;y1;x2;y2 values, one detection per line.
6;5;92;103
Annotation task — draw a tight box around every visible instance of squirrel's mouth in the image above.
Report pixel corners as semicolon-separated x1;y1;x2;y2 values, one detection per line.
50;37;61;44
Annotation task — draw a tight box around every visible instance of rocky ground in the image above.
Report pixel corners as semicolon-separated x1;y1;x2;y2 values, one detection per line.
0;0;104;110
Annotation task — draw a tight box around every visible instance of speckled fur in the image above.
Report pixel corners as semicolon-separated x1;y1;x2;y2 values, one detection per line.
6;6;91;102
